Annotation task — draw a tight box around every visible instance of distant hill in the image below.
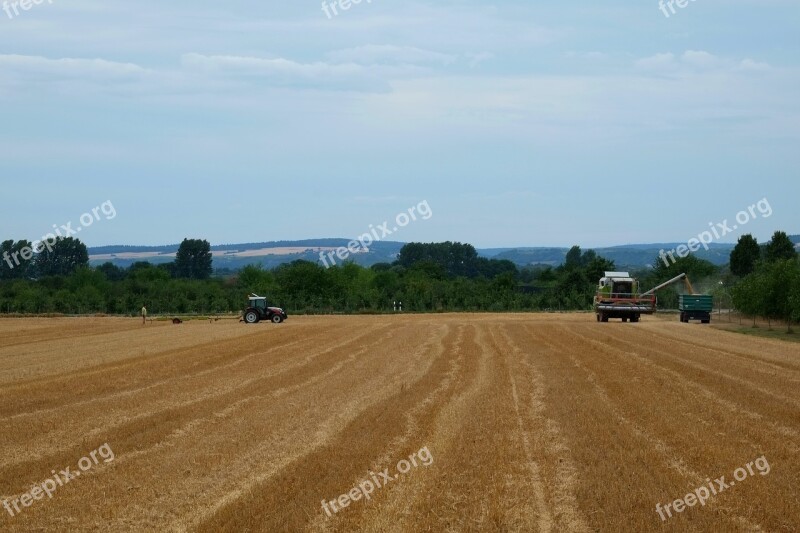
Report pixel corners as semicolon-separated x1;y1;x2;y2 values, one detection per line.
88;235;798;271
483;243;735;270
88;239;406;270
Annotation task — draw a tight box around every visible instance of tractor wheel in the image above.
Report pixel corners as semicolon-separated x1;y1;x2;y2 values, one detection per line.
271;314;284;324
244;311;260;324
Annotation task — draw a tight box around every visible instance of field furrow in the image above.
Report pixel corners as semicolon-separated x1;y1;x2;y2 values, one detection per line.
0;315;796;532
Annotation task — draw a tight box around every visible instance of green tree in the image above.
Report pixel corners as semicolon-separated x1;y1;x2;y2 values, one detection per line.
564;245;582;270
764;231;797;263
175;238;213;279
36;237;89;277
732;270;768;326
1;240;35;279
584;255;616;284
730;234;761;277
396;242;480;278
97;262;127;282
763;259;798;331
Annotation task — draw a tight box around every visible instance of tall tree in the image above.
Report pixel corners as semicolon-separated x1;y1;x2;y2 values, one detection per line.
36;237;89;277
1;239;35;279
764;231;797;263
396;242;480;278
174;238;213;279
564;245;582;270
730;234;761;277
732;269;769;326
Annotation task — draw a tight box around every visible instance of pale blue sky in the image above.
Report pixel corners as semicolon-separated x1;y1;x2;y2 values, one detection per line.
1;0;797;248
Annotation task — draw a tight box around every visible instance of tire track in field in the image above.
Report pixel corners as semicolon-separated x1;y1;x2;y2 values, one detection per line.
638;322;800;372
524;324;739;532
593;326;800;444
543;326;705;479
0;324;329;415
1;322;448;533
383;324;522;532
174;322;451;533
550;325;774;531
500;323;589;533
0;322;398;491
603;326;800;403
646;326;800;376
488;325;553;532
0;324;386;467
194;323;477;532
0;320;146;349
352;321;554;532
0;324;341;422
130;323;452;532
0;322;270;385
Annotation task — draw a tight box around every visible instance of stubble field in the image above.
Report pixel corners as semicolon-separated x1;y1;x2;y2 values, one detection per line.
0;314;798;532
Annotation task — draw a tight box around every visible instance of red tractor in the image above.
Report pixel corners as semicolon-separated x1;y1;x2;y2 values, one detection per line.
242;294;288;324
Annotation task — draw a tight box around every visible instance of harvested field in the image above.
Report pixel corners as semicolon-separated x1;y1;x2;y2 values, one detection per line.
0;314;798;532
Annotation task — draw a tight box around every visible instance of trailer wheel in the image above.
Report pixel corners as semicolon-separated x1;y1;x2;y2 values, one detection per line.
596;314;600;322
631;315;640;323
622;317;628;323
600;313;609;323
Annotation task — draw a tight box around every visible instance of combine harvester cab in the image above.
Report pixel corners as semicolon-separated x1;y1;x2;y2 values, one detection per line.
594;272;656;323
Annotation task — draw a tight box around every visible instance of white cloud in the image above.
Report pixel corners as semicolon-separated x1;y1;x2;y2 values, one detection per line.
635;50;773;75
739;58;771;71
635;52;676;70
180;53;400;91
0;54;149;81
325;45;456;65
681;50;720;69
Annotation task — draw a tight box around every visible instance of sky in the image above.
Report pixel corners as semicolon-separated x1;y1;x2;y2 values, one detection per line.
0;0;798;249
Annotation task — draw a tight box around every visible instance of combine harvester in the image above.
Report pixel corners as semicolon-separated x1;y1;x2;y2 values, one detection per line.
594;272;711;323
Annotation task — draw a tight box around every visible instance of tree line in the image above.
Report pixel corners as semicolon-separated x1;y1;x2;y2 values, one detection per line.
729;231;800;329
0;239;620;314
0;232;797;320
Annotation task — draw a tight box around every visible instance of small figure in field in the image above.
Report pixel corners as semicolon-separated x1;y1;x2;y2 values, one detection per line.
141;305;147;325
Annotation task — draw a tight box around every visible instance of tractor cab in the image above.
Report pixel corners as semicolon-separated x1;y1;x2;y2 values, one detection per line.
249;296;270;310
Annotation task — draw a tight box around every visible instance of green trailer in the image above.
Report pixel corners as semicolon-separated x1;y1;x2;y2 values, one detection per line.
679;294;713;324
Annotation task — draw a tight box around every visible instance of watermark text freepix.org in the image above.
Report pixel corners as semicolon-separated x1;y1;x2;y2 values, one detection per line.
3;443;115;518
319;200;433;268
659;198;771;267
3;0;53;20
2;200;117;270
321;446;433;518
659;0;698;19
321;0;372;19
655;455;770;522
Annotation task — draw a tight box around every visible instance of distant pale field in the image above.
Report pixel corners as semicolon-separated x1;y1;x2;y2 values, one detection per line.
0;315;797;532
88;246;362;261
